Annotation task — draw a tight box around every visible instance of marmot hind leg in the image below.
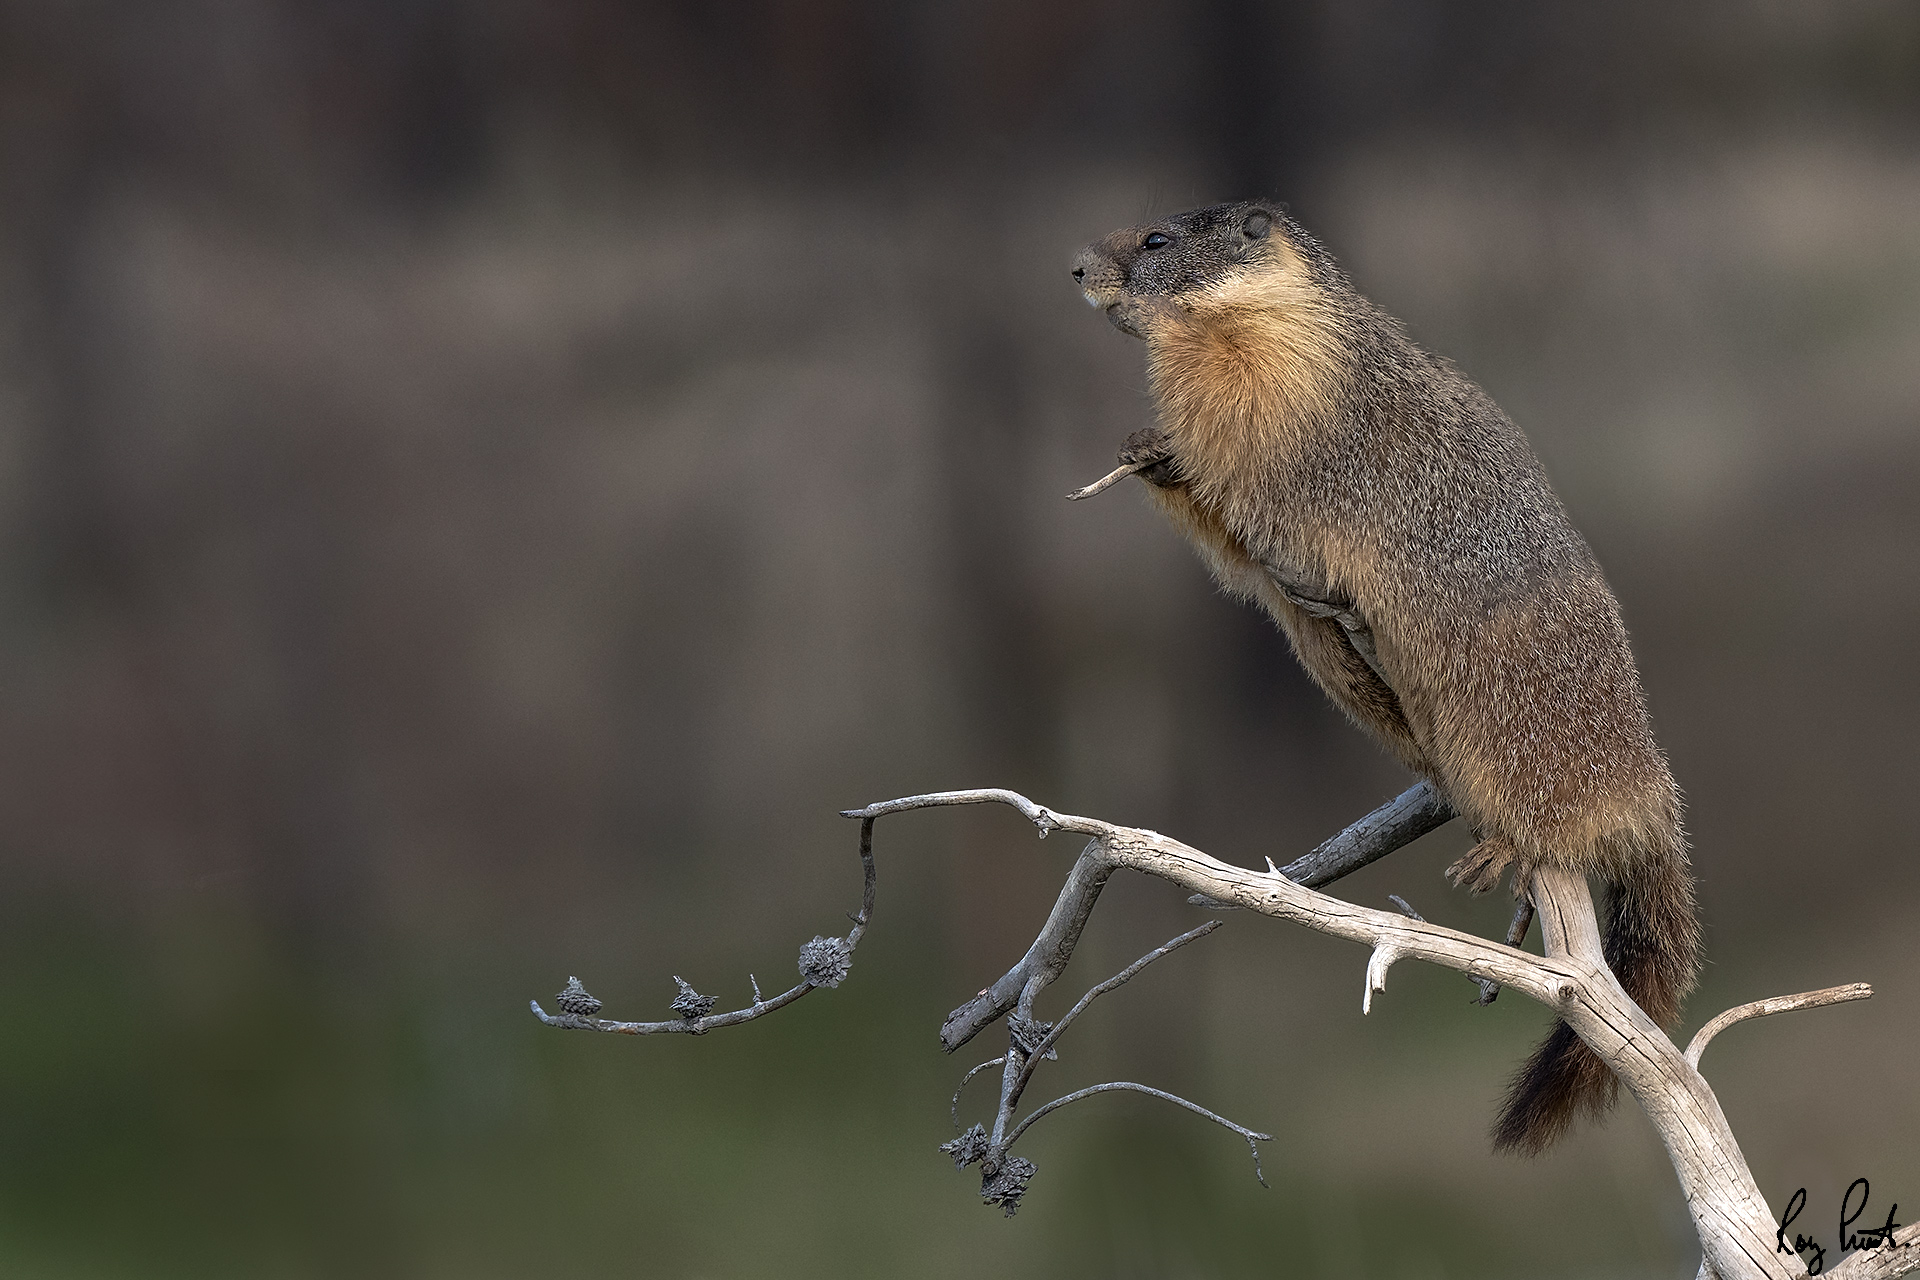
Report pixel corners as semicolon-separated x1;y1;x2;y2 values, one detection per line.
1447;834;1525;897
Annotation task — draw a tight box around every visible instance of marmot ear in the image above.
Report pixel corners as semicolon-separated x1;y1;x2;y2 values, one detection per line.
1242;211;1271;240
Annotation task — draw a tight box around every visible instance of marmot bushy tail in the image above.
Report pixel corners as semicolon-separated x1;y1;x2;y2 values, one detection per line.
1070;201;1700;1154
1490;834;1698;1152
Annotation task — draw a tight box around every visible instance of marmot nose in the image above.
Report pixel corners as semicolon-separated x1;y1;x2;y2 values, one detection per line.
1070;246;1106;286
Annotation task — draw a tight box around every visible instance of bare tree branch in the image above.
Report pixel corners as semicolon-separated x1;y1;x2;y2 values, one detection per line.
535;778;1906;1277
1065;459;1153;500
1003;1081;1272;1186
1474;898;1537;1005
843;787;1069;831
1280;780;1456;884
993;921;1224;1136
937;917;1269;1217
935;781;1453;1050
530;973;817;1034
847;787;1865;1280
530;814;878;1034
1188;780;1455;911
1831;1221;1920;1280
1019;920;1221;1079
1685;983;1874;1069
951;1057;1006;1130
938;840;1115;1052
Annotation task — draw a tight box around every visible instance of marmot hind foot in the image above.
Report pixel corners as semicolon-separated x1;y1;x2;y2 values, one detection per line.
1447;836;1523;897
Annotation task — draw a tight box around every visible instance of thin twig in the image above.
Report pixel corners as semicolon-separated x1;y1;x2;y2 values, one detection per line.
842;788;1069;833
1685;983;1873;1068
847;815;878;942
856;787;1813;1280
1004;921;1222;1110
1035;921;1220;1057
1065;459;1152;501
532;815;878;1034
952;1058;1006;1131
1475;898;1535;1006
530;978;815;1034
1004;1081;1273;1187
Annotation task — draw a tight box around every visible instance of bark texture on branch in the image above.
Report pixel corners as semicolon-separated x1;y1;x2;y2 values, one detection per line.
934;781;1453;1052
847;789;1906;1280
539;781;1908;1277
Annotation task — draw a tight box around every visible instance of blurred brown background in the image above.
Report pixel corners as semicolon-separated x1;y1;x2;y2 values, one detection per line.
0;2;1916;1277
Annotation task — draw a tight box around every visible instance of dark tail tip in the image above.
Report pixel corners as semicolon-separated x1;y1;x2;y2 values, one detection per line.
1493;853;1698;1155
1491;1019;1618;1156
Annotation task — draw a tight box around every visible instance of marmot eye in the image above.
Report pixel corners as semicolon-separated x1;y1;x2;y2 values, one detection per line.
1142;232;1170;250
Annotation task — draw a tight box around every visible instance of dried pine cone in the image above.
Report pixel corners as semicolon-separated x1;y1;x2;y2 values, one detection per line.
798;935;853;989
670;976;717;1020
555;976;602;1016
940;1125;989;1170
1007;1013;1056;1059
981;1157;1037;1217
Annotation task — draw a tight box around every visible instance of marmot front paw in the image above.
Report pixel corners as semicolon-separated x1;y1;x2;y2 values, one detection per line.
1119;427;1182;488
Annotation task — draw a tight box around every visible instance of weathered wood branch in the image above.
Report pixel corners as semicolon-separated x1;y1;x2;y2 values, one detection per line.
1000;919;1222;1115
938;914;1269;1216
844;788;1904;1280
939;836;1113;1053
1065;458;1154;500
535;784;1909;1277
528;814;877;1034
934;780;1454;1052
1003;1081;1271;1181
1832;1221;1920;1280
1685;983;1874;1069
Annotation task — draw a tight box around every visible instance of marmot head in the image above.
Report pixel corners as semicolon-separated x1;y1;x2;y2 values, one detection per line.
1071;200;1303;338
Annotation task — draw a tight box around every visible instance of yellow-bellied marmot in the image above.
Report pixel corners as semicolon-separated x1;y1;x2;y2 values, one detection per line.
1071;201;1699;1155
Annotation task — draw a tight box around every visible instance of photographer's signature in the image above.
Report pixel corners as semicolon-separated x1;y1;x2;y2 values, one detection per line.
1777;1179;1912;1274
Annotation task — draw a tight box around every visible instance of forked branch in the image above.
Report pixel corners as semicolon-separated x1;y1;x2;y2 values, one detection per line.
532;785;1910;1278
943;916;1271;1215
843;788;1902;1280
936;780;1453;1054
